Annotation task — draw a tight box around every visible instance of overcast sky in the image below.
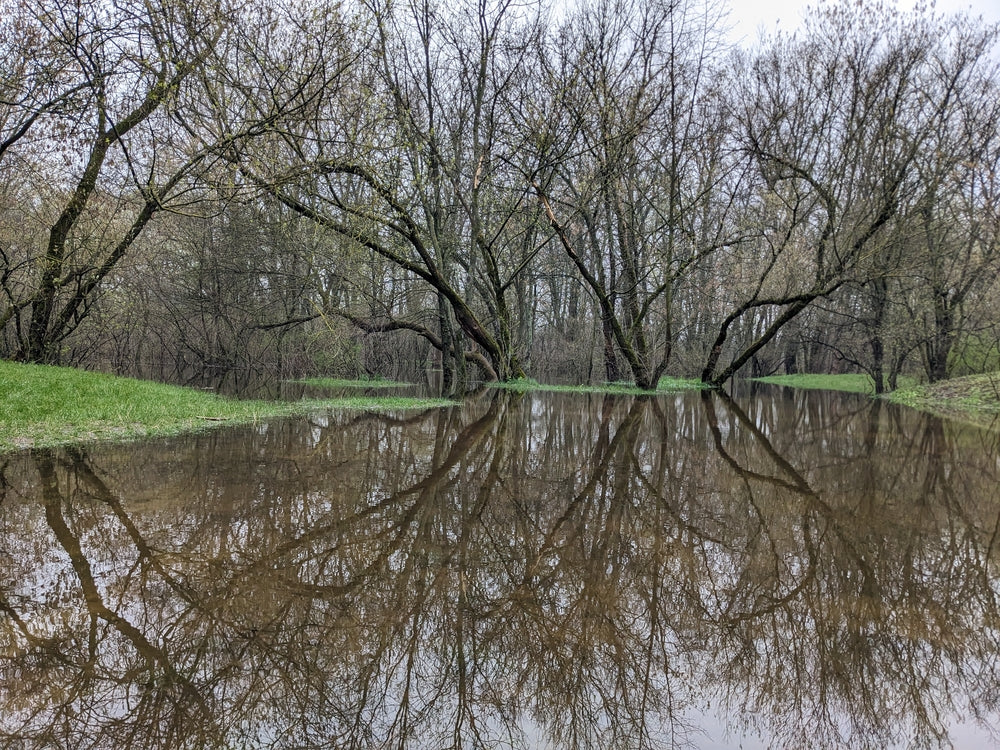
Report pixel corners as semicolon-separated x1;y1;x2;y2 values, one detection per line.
727;0;1000;46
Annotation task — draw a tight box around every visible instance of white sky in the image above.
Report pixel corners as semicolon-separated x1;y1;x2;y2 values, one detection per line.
727;0;1000;46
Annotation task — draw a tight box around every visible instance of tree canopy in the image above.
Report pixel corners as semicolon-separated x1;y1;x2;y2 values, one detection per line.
1;0;997;392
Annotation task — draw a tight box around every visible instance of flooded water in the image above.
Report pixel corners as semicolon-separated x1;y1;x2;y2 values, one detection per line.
2;387;999;749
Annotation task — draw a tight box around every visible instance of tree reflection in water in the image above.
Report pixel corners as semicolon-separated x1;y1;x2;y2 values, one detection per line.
1;388;999;749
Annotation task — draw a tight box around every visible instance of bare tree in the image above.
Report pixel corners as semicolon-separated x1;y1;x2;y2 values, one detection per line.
0;0;227;362
909;53;1000;382
534;0;740;390
701;2;999;387
225;0;549;390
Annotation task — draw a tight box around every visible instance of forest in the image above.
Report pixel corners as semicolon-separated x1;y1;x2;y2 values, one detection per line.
1;0;998;395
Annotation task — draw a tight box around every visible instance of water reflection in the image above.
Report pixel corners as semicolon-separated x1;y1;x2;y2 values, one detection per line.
1;389;999;748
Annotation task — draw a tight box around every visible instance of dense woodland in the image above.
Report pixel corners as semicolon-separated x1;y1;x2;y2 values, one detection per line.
1;0;998;394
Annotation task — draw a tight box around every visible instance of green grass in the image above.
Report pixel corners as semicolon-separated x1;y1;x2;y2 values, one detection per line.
490;376;706;395
291;376;412;389
0;361;453;453
753;373;916;394
754;371;1000;428
888;373;1000;427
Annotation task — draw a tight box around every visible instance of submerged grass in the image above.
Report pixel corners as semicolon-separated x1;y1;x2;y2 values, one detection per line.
491;376;706;395
291;376;412;389
0;361;453;453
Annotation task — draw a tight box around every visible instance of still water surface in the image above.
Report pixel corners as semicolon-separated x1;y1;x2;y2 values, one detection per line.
2;387;999;749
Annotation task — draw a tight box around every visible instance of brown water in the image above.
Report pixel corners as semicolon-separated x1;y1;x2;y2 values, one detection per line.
1;387;999;749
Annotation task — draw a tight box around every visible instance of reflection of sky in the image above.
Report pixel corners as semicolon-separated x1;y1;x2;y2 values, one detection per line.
697;711;1000;749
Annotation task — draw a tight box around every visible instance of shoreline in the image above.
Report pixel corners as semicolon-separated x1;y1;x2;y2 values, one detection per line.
754;372;1000;429
0;362;454;454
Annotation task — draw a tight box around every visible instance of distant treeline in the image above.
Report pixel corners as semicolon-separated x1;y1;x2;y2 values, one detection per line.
1;0;998;393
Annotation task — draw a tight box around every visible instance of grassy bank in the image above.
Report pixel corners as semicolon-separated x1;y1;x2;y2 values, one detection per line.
888;373;1000;428
755;371;1000;428
752;373;909;394
0;361;453;453
491;376;706;395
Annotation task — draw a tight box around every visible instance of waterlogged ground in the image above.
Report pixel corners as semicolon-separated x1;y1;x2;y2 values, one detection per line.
2;387;999;749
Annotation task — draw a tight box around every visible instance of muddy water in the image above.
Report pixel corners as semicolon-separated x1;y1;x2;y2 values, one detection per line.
1;388;999;749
